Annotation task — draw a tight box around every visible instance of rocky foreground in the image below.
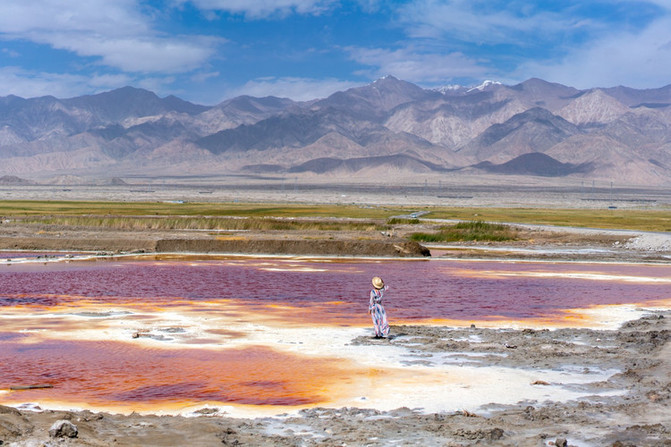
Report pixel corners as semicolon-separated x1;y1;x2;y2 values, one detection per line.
1;311;669;446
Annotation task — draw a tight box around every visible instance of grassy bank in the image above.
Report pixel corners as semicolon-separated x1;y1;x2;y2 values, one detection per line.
410;221;516;243
18;215;384;232
425;207;671;232
1;200;670;232
0;200;400;218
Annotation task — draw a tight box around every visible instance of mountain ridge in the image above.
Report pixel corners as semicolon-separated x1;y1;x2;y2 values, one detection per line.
1;77;671;185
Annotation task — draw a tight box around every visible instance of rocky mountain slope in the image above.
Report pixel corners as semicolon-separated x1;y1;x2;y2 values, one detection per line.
1;77;670;185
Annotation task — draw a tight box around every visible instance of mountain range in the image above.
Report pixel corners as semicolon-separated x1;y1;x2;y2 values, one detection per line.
1;76;671;185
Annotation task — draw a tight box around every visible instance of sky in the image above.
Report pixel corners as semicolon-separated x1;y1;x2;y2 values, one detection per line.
1;0;671;104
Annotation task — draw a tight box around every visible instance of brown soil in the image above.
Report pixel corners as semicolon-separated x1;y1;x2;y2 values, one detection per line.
2;312;670;446
0;219;655;261
154;238;430;257
0;221;434;257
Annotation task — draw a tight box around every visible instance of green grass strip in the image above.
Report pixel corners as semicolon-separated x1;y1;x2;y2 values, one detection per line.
0;201;669;232
411;221;516;243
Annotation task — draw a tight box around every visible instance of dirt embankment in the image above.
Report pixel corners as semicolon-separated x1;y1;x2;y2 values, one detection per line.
0;221;433;258
0;233;430;258
0;218;668;261
0;236;156;253
1;312;669;446
154;238;430;257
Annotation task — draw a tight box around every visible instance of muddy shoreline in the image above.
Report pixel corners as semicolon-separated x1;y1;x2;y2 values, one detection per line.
0;235;431;258
1;311;669;446
1;217;670;262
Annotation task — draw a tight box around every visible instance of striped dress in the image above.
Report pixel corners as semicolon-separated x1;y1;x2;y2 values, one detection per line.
369;286;390;338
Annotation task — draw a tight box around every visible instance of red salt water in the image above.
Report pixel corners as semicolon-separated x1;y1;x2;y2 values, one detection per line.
1;257;670;412
0;340;359;411
1;258;670;321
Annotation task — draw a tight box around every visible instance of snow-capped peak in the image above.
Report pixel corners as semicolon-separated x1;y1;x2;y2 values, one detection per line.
374;75;398;83
435;84;463;94
467;80;502;92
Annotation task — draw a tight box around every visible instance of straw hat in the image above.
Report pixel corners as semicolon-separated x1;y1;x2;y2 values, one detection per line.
372;276;384;289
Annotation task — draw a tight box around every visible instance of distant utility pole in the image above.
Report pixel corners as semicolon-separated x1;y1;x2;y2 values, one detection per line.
610;181;613;204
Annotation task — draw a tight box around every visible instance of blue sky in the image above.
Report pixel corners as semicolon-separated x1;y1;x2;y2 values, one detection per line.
1;0;670;104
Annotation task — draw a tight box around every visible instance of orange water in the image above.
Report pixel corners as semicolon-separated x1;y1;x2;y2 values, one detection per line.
0;340;359;411
1;257;670;412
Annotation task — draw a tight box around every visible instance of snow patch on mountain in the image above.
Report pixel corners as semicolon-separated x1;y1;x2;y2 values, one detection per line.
434;84;464;94
467;80;502;92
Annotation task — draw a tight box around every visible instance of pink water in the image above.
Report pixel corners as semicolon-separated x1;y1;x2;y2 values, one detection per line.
1;258;670;321
1;257;670;411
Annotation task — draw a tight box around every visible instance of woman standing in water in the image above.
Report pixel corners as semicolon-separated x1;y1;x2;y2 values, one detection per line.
368;276;390;338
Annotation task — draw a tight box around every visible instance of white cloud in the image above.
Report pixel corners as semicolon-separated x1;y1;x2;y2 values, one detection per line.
229;77;360;100
87;73;136;90
0;0;148;37
0;67;131;98
2;48;20;58
191;71;221;83
347;46;488;83
135;76;179;95
40;32;220;73
354;0;383;13
518;16;671;88
397;0;574;45
645;0;671;9
184;0;334;18
0;0;218;73
393;0;671;88
0;67;184;100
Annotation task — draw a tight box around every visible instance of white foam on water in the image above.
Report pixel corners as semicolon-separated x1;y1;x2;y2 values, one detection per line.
458;269;671;283
562;304;666;330
260;267;329;272
505;271;671;283
0;253;100;265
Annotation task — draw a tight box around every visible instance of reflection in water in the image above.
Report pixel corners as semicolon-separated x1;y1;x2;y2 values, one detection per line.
0;341;355;411
1;257;670;413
